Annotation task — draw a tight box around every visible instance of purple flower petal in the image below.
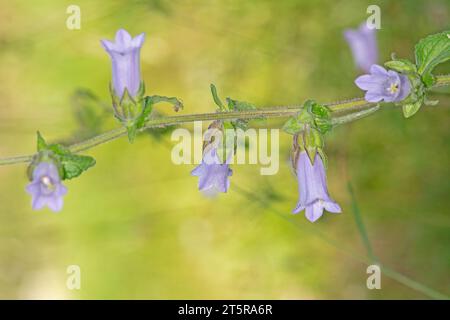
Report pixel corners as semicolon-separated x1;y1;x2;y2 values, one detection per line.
305;202;324;222
191;147;232;195
355;64;411;103
101;29;145;97
397;74;411;101
292;151;341;222
323;201;342;213
344;23;378;72
370;64;388;76
26;162;67;212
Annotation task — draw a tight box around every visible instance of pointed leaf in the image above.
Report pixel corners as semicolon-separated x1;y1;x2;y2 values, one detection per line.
415;30;450;86
402;99;423;118
37;131;47;151
60;154;96;180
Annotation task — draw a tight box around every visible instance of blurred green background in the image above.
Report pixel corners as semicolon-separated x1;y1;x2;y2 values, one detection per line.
0;0;449;299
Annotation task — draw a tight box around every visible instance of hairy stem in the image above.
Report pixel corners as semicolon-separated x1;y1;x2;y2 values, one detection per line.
0;75;448;166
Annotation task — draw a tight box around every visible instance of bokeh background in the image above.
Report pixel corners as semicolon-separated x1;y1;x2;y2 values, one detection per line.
0;0;449;299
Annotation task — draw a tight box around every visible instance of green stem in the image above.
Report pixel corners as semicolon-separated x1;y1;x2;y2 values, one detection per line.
0;74;448;166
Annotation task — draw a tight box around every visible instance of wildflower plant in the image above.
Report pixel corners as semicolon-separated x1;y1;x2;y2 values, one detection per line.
0;28;449;222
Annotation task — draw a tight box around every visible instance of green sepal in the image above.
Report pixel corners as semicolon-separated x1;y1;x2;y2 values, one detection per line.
397;71;426;118
303;127;324;164
283;104;312;135
33;132;96;180
136;81;146;100
124;94;183;143
37;131;47;151
119;88;138;120
282;116;305;135
216;121;235;164
317;148;328;169
282;100;332;135
308;101;332;134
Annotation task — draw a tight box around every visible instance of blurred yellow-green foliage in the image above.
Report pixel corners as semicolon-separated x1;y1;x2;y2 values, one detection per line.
0;0;449;299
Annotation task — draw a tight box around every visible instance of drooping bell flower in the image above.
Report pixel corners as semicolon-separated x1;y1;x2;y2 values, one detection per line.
191;147;233;195
101;29;145;98
344;23;378;73
355;64;411;103
26;162;67;212
293;151;341;222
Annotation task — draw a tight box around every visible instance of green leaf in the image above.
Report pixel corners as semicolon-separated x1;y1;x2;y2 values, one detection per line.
210;84;226;110
421;73;436;87
307;100;332;134
35;132;96;180
402;99;423;118
415;30;450;84
226;98;258;130
226;98;256;112
59;154;96;180
308;101;330;118
145;95;183;112
37;131;47;151
385;59;417;73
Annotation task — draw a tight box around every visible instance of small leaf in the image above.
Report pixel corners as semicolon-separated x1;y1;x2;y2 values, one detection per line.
226;98;258;130
37;131;47;151
415;30;450;85
307;100;332;134
421;73;436;87
33;132;96;180
317;148;328;169
59;154;96;180
145;95;183;112
226;98;257;111
47;143;70;157
210;84;226;110
402;99;423;118
385;59;417;73
309;101;330;118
